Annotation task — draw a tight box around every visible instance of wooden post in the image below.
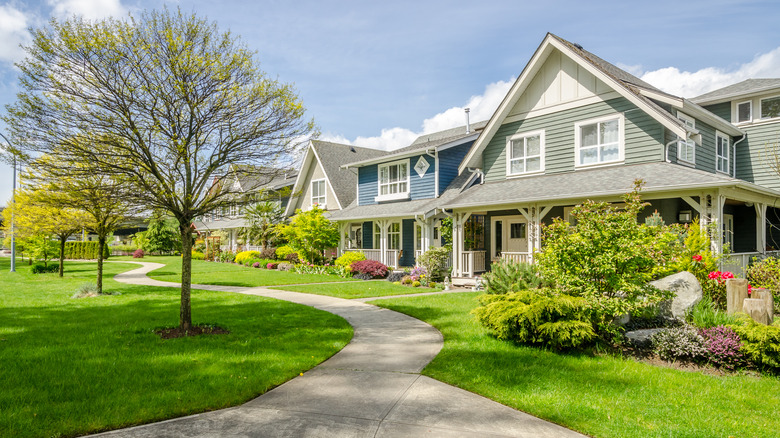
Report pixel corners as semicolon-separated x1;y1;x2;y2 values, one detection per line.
752;288;775;324
743;298;772;325
726;278;749;314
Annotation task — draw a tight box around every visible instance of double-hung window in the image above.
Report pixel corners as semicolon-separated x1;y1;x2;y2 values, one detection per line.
575;114;624;167
761;96;780;119
676;112;696;165
311;179;326;207
737;101;752;123
373;223;381;249
716;132;730;174
507;130;544;176
376;159;410;201
388;222;401;250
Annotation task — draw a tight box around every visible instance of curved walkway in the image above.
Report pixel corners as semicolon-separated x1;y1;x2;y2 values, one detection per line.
95;262;585;437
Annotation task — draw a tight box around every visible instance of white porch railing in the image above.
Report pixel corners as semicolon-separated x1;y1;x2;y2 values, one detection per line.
461;250;486;277
344;248;401;266
722;251;780;276
500;251;532;264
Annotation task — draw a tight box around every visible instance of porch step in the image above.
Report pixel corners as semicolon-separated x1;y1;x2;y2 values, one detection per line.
451;276;477;287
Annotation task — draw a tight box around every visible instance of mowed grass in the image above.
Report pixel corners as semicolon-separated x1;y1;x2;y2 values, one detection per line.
268;281;444;299
372;292;780;438
123;255;359;287
0;257;352;438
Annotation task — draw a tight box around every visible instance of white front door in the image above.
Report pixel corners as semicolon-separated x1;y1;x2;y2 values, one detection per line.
491;216;527;260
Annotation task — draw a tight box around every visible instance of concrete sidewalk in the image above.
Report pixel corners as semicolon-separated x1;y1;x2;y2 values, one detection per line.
95;262;585;437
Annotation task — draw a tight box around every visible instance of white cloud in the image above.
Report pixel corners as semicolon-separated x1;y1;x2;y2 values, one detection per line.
640;46;780;98
48;0;128;20
0;5;32;64
327;78;514;151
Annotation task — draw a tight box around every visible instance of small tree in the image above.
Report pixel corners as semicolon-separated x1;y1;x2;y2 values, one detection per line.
276;207;338;263
141;215;179;254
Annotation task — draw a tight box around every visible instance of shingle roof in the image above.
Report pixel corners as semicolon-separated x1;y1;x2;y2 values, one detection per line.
691;79;780;104
231;164;298;192
444;162;772;210
311;140;387;207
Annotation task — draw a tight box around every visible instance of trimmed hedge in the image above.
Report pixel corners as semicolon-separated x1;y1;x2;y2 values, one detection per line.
64;241;110;260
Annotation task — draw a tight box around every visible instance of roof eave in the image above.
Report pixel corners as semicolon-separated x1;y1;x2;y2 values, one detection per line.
342;133;479;169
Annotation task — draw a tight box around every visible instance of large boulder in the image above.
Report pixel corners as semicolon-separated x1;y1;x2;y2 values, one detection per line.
650;271;702;319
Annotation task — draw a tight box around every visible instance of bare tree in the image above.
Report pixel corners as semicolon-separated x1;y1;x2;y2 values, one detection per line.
5;9;315;329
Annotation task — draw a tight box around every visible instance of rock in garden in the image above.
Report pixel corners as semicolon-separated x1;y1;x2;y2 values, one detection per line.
625;328;666;348
650;271;702;319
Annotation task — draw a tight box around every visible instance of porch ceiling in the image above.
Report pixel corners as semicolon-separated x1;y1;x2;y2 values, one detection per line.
443;162;780;210
193;218;247;231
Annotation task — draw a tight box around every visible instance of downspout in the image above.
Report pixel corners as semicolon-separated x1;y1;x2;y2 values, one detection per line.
731;134;747;178
426;147;439;197
467;167;485;184
664;139;677;163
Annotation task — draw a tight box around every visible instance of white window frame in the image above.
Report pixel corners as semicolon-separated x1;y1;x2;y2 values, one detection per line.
375;159;410;202
736;100;753;124
506;129;545;177
715;131;730;175
373;223;381;250
676;112;696;165
388;222;401;250
310;178;326;208
760;95;780;120
574;113;625;168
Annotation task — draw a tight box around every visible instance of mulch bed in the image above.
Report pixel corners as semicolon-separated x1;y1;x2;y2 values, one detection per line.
155;325;230;339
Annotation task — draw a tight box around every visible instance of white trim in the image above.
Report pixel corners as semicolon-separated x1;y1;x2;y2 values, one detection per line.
676;112;696;165
375;158;410;202
310;178;327;208
759;94;780;120
284;142;315;216
715;131;730;175
387;221;402;251
574;113;625;168
736;100;753;124
637;88;683;107
506;129;545;177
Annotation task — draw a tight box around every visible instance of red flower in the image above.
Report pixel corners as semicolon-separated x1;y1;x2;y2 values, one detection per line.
692;254;703;262
708;271;720;279
722;271;734;280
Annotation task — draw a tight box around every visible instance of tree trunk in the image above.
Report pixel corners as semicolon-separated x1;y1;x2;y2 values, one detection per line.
97;234;106;294
179;222;193;330
726;278;749;314
58;236;66;277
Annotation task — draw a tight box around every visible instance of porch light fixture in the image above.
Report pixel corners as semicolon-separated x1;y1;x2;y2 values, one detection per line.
678;210;692;223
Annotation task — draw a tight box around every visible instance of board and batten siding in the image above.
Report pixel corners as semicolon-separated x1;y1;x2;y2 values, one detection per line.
736;123;780;190
482;97;665;182
438;142;473;195
357;153;436;205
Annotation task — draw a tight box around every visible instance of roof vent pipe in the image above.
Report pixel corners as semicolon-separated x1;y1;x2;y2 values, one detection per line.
465;108;471;134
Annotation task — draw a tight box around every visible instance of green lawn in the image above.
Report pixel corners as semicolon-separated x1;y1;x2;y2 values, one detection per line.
372;292;780;438
119;255;359;287
269;281;444;299
0;257;352;438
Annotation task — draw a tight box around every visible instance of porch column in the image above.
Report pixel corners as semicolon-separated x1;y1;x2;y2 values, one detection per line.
715;193;726;254
451;213;460;277
338;222;347;256
378;220;389;266
230;229;237;252
756;203;768;254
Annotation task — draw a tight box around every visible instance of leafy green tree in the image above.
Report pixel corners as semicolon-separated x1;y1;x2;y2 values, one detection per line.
6;9;315;329
239;201;284;250
141;215;179;254
276;207;338;263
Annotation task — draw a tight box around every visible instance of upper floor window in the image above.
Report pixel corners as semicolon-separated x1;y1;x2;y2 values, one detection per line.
229;203;238;217
737;100;752;123
761;96;780;119
574;114;624;167
716;132;730;174
376;159;410;202
506;130;544;176
677;112;695;165
311;179;326;207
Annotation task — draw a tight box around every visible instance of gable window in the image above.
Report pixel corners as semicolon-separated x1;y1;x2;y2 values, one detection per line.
737;101;752;123
575;114;624;167
376;159;410;202
506;130;544;176
676;112;695;165
311;179;326;207
761;96;780;119
716;132;730;174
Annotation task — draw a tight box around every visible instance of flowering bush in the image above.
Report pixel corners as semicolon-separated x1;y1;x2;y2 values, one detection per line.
351;260;388;278
416;246;451;281
252;262;261;268
132;248;144;258
335;251;366;269
746;256;780;314
410;266;428;286
651;326;707;362
699;326;746;370
266;262;278;269
704;270;735;309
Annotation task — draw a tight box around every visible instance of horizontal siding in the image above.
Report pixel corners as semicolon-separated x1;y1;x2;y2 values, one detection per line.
358;165;379;205
438;141;473;195
692;117;717;174
358;154;436;205
737;122;780;190
703;102;731;121
482;97;665;182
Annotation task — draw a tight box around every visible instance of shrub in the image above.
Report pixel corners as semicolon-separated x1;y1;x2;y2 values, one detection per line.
688;295;738;329
285;252;300;264
351;260;388;278
191;251;205;260
31;263;59;274
259;247;277;260
651;326;706;362
276;207;340;263
699;326;746;370
278;262;294;272
266;262;278;270
746;256;780;314
412;280;421;287
219;251;236;263
416;246;451;281
410;266;428;286
482;260;543;295
63;241;110;260
472;290;595;350
132;248;144;258
730;316;780;370
335;251;366;269
275;245;295;260
71;283;99;298
243;257;262;267
401;275;413;285
429;282;436;288
252;262;261;268
353;273;374;280
295;262;328;275
386;271;405;282
235;250;261;265
702;270;734;309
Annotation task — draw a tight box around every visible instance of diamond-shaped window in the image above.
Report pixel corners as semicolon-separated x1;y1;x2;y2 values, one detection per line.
414;156;430;177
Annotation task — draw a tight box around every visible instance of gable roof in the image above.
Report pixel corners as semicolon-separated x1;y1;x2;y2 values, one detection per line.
285;140;386;215
229;164;297;193
691;79;780;105
459;33;715;172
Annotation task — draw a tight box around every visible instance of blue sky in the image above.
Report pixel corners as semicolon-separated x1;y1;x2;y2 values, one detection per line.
2;0;780;204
